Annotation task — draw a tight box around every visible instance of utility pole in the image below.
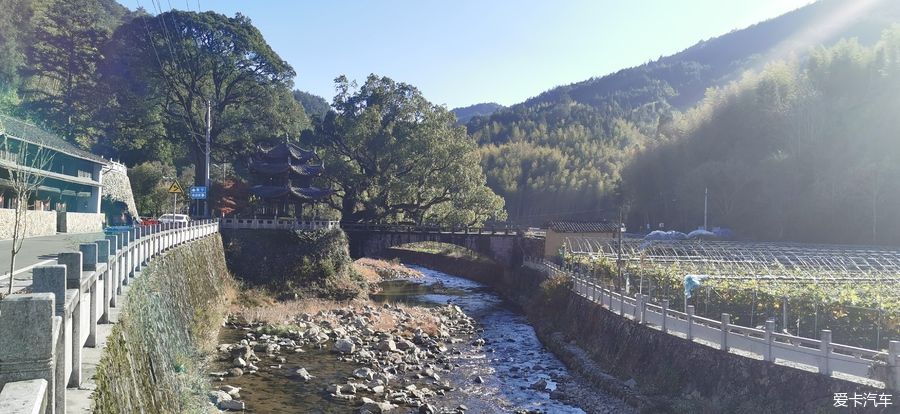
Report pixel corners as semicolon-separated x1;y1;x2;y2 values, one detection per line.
618;209;627;293
703;187;708;231
205;100;211;218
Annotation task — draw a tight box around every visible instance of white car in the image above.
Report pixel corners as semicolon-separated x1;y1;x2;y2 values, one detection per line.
158;214;190;224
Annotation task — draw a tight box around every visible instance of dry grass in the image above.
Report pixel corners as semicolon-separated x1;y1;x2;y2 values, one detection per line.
352;258;423;282
234;297;362;325
230;291;443;337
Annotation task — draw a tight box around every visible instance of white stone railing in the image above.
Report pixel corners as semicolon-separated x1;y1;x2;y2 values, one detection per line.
0;220;220;413
220;217;340;231
525;258;900;392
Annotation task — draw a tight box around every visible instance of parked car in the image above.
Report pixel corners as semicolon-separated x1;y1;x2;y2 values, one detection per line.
140;217;160;226
158;214;190;224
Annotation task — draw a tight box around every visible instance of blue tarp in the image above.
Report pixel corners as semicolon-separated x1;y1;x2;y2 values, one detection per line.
684;274;708;299
644;230;688;241
687;229;716;239
712;227;735;240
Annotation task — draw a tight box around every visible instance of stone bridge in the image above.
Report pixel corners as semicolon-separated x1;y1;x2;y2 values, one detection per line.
341;224;535;268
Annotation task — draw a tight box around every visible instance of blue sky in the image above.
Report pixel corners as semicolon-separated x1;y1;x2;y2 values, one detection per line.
122;0;813;108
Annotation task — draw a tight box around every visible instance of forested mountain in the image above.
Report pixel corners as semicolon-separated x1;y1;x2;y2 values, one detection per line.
0;0;131;145
451;102;504;124
625;30;900;244
468;0;900;226
293;90;330;120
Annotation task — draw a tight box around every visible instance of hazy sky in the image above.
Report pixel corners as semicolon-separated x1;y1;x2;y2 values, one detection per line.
122;0;814;108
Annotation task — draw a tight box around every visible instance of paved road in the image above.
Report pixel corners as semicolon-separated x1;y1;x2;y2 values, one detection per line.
0;232;105;293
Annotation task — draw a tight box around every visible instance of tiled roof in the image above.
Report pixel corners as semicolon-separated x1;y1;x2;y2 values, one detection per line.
548;221;619;233
0;114;107;164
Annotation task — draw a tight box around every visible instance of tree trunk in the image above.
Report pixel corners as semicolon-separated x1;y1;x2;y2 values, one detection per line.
7;253;15;296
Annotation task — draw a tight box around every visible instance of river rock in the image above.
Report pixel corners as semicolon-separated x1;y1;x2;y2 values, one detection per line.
353;367;374;380
220;385;241;396
359;397;397;413
218;399;245;411
227;368;243;377
294;368;314;382
530;379;549;392
334;338;356;354
233;357;247;368
208;390;231;405
378;339;397;352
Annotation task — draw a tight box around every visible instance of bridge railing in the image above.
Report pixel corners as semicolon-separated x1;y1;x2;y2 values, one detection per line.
220;217;340;231
340;222;522;235
524;257;900;391
0;220;220;414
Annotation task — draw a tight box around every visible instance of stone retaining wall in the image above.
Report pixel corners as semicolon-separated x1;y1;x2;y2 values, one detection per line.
92;233;231;413
100;165;140;219
382;250;888;413
57;212;103;233
0;209;56;240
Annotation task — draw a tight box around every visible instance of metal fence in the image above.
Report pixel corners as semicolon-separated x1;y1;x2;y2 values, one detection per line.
527;257;900;391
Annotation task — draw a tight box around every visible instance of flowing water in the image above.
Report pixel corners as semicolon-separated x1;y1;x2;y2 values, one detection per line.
370;266;586;413
216;266;601;413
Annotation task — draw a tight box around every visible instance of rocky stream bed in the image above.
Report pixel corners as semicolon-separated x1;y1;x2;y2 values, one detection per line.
208;266;633;413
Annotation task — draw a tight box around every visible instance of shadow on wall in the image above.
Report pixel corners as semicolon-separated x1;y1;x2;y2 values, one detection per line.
221;228;365;300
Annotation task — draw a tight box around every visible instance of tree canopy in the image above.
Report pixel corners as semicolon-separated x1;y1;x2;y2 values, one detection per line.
98;10;306;182
308;75;506;226
623;27;900;244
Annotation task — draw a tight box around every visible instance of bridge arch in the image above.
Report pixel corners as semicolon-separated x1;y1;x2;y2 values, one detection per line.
342;225;526;268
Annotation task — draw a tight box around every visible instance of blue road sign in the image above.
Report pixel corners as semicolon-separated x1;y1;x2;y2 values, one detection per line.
189;186;207;200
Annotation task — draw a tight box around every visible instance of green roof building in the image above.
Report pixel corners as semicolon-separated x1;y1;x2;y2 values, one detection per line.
0;114;107;237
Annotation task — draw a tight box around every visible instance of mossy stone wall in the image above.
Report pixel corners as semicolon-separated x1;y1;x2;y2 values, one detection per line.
222;229;364;300
92;234;230;414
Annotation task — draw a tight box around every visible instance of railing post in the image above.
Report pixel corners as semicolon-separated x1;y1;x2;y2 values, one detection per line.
128;229;137;277
0;294;59;414
619;289;625;315
105;234;119;306
764;319;775;362
631;293;641;323
57;251;83;387
32;266;66;317
661;299;669;332
96;239;111;323
819;330;832;376
640;294;647;325
888;341;900;391
78;243;99;348
721;313;730;351
30;265;67;412
152;224;159;257
634;294;642;321
686;305;694;340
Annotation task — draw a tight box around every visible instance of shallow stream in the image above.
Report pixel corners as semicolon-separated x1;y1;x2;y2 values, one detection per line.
215;266;620;413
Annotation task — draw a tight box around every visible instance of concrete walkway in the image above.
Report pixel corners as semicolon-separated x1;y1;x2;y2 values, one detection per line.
0;232;105;293
65;283;131;412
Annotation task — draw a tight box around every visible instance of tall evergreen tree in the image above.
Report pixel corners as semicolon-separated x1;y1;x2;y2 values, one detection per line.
21;0;108;148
